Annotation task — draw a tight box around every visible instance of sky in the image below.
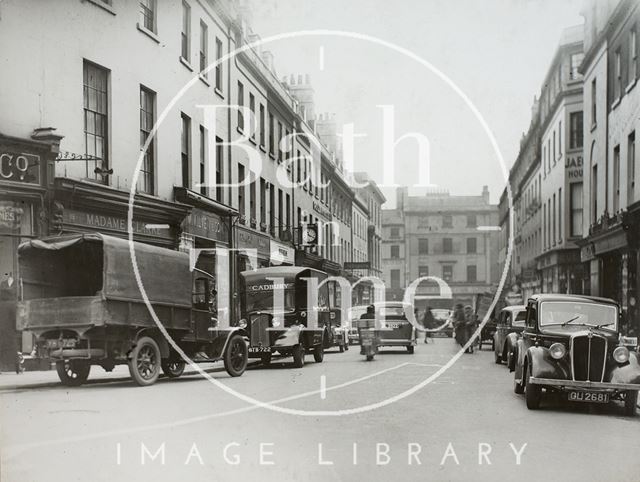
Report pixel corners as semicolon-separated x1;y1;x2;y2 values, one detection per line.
246;0;584;207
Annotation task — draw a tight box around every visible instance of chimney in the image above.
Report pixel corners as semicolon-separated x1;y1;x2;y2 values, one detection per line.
315;112;340;157
286;72;315;123
396;187;408;211
482;185;490;203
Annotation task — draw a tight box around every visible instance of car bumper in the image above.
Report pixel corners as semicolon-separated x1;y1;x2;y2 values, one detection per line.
529;377;640;391
378;339;416;346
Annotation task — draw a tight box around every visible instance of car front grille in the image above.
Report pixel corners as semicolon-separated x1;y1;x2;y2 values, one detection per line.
250;314;270;347
571;334;607;382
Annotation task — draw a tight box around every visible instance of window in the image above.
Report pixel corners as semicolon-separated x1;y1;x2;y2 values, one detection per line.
269;183;275;231
250;176;256;223
553;131;556;161
249;93;255;141
418;266;429;277
631;29;638;83
199;21;208;76
466;214;477;227
268;112;274;155
390;245;400;259
181;2;190;61
569;53;584;80
613;145;620;213
442;265;453;282
390;269;400;289
570;182;583;237
558;121;562;153
180;113;190;188
592;164;598;223
238;163;245;217
198;125;206;196
442;238;452;254
83;61;109;182
277;121;283;161
215;137;223;201
237;81;244;131
466;265;477;282
442;215;452;228
139;0;155;32
259;104;265;147
629;132;636;204
569;112;583;149
615;48;622;100
467;237;477;253
215;38;223;91
260;178;266;228
277;189;283;232
286;194;291;229
591;78;597;126
139;86;155;194
558;187;562;241
552;194;556;244
390;227;400;238
418;238;428;255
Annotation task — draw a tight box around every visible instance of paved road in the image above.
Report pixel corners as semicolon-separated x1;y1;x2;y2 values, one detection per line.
2;338;640;481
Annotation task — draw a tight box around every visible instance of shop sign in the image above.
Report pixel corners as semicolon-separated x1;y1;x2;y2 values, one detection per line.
237;227;270;257
0;150;40;184
565;155;583;180
344;261;371;270
0;201;23;230
62;209;174;241
312;201;332;220
270;240;295;265
183;209;229;243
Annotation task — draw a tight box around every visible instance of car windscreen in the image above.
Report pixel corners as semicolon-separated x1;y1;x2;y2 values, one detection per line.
513;310;526;326
539;301;617;330
244;289;295;313
431;309;451;320
378;306;408;319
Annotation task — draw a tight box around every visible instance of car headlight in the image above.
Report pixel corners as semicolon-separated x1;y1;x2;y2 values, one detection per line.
238;318;247;329
272;317;282;327
613;346;630;364
300;311;306;318
549;343;566;360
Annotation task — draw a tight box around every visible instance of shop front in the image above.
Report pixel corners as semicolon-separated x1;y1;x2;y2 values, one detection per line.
236;226;271;272
0;131;59;369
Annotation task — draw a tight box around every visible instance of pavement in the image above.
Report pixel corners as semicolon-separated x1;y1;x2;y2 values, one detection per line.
2;338;640;482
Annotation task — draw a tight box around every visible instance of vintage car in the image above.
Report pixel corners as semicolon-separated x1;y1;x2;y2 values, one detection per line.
372;301;417;353
430;309;454;337
513;294;640;415
238;267;331;367
17;234;248;387
493;305;526;367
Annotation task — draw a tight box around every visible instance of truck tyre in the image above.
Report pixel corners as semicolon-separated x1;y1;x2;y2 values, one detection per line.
161;360;185;378
313;344;324;363
624;391;638;416
292;344;305;368
56;360;91;387
129;336;161;386
224;334;248;377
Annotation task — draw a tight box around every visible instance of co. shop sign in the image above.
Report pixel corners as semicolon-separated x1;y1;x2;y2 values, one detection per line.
0;151;40;184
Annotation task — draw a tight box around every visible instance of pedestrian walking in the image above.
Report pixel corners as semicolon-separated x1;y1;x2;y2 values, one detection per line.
422;306;436;344
453;303;468;350
464;305;476;354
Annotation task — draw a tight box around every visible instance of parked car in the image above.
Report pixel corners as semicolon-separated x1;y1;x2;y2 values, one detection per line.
513;294;640;415
430;309;453;337
493;305;526;368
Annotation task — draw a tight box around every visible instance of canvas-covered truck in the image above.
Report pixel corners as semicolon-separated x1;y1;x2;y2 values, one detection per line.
16;233;248;387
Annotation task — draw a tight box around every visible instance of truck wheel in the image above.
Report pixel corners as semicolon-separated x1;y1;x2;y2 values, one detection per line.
525;371;541;409
292;344;305;368
313;344;324;363
624;391;638;416
129;336;161;387
224;334;248;377
406;345;415;354
56;360;90;387
161;360;185;378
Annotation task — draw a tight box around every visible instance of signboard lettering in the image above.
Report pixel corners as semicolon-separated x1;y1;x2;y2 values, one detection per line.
565;155;583;180
0;151;40;184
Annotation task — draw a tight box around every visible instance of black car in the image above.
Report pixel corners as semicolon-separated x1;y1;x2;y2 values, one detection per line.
513;294;640;415
493;305;526;368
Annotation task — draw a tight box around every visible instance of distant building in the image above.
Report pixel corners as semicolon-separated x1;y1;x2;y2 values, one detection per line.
382;187;499;309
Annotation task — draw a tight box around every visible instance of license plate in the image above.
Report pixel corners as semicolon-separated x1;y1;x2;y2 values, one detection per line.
248;347;271;353
568;391;610;403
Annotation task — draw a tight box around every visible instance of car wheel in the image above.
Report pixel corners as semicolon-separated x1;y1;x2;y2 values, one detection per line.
525;370;542;409
624;391;638;416
223;334;248;377
514;365;525;394
313;344;324;363
56;360;91;387
494;349;501;364
406;345;415;354
292;344;305;368
161;360;185;378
